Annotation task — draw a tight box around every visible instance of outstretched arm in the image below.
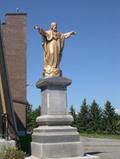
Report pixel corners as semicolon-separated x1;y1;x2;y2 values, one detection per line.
34;25;47;37
63;31;76;39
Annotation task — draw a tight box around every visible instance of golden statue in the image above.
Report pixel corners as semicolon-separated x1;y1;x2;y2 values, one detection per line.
34;22;76;78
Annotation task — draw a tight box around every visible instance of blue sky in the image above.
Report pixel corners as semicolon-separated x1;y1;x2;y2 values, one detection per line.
0;0;120;112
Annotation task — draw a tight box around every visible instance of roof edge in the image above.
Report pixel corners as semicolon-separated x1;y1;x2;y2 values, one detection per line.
5;13;27;16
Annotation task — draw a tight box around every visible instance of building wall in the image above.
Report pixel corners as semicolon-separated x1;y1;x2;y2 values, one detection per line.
2;13;27;134
0;96;3;134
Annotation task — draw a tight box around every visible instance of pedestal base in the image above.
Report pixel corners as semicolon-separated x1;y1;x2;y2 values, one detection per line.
26;155;100;159
29;77;100;159
31;141;83;158
36;115;73;126
32;126;80;143
31;125;83;158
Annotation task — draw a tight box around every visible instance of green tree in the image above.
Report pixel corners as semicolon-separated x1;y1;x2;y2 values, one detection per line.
116;115;120;133
89;100;102;132
103;101;118;134
26;104;40;132
69;105;77;127
77;99;90;132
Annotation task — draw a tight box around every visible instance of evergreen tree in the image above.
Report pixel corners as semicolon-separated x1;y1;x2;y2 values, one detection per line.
70;105;77;127
103;101;118;134
89;100;102;132
116;115;120;133
26;105;41;132
77;99;89;132
116;115;120;135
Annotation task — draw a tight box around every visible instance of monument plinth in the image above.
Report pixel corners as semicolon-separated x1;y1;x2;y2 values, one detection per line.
36;77;73;126
31;77;83;158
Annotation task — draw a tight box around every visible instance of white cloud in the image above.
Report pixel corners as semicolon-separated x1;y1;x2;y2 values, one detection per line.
115;108;120;115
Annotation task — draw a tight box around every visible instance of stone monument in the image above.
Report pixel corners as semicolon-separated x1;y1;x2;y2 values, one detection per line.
28;22;99;159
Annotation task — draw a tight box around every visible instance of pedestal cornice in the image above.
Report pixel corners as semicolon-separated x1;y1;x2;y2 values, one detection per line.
36;77;72;90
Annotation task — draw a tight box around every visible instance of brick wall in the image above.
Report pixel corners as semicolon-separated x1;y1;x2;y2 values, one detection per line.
2;13;27;134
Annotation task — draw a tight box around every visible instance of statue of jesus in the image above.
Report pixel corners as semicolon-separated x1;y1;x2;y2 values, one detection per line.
34;22;76;78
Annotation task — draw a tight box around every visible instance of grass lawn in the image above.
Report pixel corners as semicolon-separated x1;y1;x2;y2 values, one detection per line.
80;132;120;139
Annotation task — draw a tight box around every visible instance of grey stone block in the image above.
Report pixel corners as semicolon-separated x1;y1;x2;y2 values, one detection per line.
31;141;83;158
33;125;78;133
36;115;73;126
26;155;100;159
36;77;72;89
36;77;72;117
41;89;68;115
32;133;80;143
32;125;80;143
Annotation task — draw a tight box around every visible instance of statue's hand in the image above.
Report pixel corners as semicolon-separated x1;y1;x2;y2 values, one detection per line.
71;31;76;35
34;25;40;31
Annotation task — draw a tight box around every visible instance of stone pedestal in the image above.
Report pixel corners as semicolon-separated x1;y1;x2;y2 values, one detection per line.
30;77;99;159
36;77;73;126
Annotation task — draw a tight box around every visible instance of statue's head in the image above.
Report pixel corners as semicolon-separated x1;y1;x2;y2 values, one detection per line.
50;22;57;31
